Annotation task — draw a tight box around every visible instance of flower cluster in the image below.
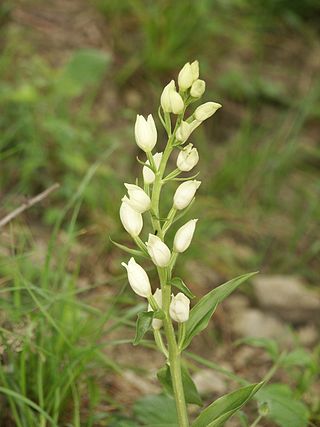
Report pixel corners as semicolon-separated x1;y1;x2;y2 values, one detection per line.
119;60;221;327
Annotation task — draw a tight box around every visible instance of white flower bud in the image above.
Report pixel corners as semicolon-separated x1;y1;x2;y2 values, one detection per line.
190;79;206;98
177;143;199;172
148;288;163;330
170;292;190;323
119;200;143;236
143;152;163;184
178;62;194;91
146;234;171;267
124;184;151;213
173;180;201;210
190;60;199;81
194;102;222;121
176;121;192;143
178;61;199;92
173;219;198;253
134;114;157;152
121;257;151;298
160;80;184;114
176;120;202;143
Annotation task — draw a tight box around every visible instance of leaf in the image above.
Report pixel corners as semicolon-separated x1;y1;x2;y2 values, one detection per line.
192;382;264;427
182;272;257;350
256;384;309;427
157;364;202;406
236;337;279;360
171;172;200;181
0;387;59;427
133;394;178;425
133;311;154;346
110;238;146;258
169;277;195;299
280;349;313;368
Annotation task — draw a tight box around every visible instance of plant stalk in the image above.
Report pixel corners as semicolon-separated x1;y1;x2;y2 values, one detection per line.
162;274;189;427
150;134;189;424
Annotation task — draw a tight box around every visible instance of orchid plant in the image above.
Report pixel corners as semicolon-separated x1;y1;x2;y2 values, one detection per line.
115;61;263;426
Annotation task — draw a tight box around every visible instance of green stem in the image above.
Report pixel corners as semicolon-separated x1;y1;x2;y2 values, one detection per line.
154;329;168;358
249;414;263;427
162;278;189;427
163;168;181;182
133;236;148;255
148;111;189;426
162;207;177;236
150;142;173;238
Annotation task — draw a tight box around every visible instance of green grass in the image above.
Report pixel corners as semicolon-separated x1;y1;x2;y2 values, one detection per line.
0;166;143;426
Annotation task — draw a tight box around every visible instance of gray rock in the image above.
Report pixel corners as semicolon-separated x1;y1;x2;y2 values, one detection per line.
192;369;228;396
253;275;320;323
230;308;289;341
122;370;160;395
297;324;319;346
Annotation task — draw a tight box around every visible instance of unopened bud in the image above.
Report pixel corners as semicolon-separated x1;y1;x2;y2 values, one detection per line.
143;152;162;184
170;292;190;323
190;60;199;81
176;120;202;143
160;80;184;114
173;180;201;210
178;61;200;91
146;234;171;267
177;143;199;172
259;402;269;417
173;219;198;253
119;201;143;236
134;114;157;152
190;79;206;98
176;121;192;143
178;62;194;91
194;102;222;121
124;184;151;213
121;257;151;298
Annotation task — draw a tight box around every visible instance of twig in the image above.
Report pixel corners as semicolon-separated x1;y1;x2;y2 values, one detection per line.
0;183;60;229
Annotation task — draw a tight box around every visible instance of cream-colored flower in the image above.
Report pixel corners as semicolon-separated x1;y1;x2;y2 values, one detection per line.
143;152;163;184
173;180;201;210
134;114;157;152
177;144;199;172
146;234;171;267
170;293;190;323
161;80;184;114
119;200;143;236
173;219;198;253
122;258;152;298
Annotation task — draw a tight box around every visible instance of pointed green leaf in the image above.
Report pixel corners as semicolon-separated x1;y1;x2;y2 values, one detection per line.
182;272;257;350
280;349;314;368
172;172;200;181
133;311;154;346
169;277;195;299
192;382;264;427
157;364;202;406
110;238;146;258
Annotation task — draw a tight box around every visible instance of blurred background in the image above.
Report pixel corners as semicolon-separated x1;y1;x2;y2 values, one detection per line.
0;0;319;426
